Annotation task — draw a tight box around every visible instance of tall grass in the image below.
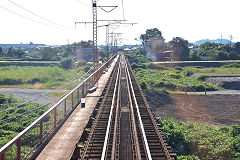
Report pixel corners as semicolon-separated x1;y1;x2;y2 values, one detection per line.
0;66;86;89
158;118;240;160
183;66;240;75
134;68;221;92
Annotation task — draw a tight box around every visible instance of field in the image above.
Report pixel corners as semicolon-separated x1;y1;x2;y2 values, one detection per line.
0;94;49;148
157;117;240;160
0;64;93;149
0;65;90;89
133;63;240;92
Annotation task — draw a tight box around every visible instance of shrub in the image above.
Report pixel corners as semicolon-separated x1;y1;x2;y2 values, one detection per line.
222;63;240;68
232;124;240;137
169;73;181;79
184;71;193;76
177;155;200;160
131;62;139;70
140;81;147;90
60;57;75;69
84;66;91;72
78;61;87;67
158;118;238;159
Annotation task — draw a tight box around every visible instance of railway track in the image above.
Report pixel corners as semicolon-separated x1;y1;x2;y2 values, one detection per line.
72;55;176;160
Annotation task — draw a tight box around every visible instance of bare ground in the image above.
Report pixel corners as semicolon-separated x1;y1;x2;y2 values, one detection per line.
0;88;67;105
145;90;240;126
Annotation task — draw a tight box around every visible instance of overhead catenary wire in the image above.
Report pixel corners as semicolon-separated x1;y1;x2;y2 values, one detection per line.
0;3;54;27
76;0;91;8
121;0;125;20
7;0;74;29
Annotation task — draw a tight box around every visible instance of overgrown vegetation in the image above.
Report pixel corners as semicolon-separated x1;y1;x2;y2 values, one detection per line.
126;50;240;92
0;65;89;89
157;118;240;160
133;66;221;92
0;94;49;148
60;56;75;69
190;42;240;61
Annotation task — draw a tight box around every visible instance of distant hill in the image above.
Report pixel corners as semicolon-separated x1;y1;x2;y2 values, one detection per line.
194;39;233;45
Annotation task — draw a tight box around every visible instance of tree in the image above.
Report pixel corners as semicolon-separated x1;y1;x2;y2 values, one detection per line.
199;42;219;51
15;50;25;58
189;50;201;61
60;56;75;69
169;37;189;61
140;28;166;61
74;40;93;49
7;48;14;57
233;42;240;54
40;47;59;60
0;47;4;57
140;28;164;44
217;51;228;60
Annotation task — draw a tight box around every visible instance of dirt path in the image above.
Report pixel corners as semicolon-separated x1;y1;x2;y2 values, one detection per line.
145;90;240;125
0;88;68;105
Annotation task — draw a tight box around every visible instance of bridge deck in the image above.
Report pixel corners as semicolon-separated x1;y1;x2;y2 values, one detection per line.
36;57;118;160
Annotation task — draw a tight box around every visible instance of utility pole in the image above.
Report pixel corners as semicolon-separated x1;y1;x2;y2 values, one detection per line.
229;35;233;46
106;23;110;58
75;1;120;62
92;0;97;62
109;33;123;55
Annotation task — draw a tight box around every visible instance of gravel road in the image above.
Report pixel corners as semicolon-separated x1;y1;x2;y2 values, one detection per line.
0;88;68;105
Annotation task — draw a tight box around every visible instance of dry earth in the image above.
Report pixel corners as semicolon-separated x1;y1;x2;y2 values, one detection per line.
0;88;66;105
145;90;240;126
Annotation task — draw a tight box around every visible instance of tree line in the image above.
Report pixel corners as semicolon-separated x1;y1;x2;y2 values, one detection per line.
139;28;240;61
0;40;93;61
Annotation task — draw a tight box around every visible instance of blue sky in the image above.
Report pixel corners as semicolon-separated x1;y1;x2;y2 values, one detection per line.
0;0;240;45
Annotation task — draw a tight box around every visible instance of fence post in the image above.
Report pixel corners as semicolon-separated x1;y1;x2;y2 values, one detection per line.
54;108;57;129
77;88;80;102
82;82;85;98
40;120;43;144
72;92;74;109
0;152;5;160
16;138;21;160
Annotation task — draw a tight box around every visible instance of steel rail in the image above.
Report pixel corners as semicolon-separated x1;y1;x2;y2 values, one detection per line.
126;59;172;160
111;57;121;159
80;56;120;160
101;62;120;160
126;64;153;160
124;58;142;160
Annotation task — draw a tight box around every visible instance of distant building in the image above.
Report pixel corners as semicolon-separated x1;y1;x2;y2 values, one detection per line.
188;46;199;50
25;56;33;60
75;48;95;62
201;56;210;60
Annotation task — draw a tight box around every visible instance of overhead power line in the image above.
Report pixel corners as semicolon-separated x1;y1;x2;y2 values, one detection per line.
0;3;53;27
76;0;91;8
7;0;73;29
121;0;125;19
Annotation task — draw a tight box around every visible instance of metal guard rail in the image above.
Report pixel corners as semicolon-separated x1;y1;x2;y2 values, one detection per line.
0;55;116;160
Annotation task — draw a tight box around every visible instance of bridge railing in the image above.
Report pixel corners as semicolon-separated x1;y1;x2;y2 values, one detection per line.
0;55;116;160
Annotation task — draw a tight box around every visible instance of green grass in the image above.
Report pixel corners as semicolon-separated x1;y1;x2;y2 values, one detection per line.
157;118;240;160
134;67;221;92
183;66;240;75
133;62;240;92
0;94;50;148
0;66;87;89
